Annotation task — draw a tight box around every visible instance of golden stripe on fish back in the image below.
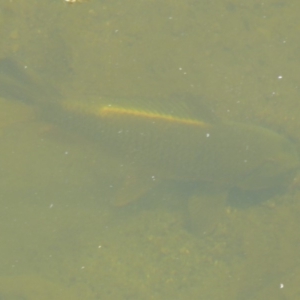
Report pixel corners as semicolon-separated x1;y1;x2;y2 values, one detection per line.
61;100;211;129
99;106;210;128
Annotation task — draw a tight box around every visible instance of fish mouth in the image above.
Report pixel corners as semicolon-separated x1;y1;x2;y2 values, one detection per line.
238;161;299;192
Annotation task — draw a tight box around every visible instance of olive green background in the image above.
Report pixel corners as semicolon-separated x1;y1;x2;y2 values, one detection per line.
0;0;300;299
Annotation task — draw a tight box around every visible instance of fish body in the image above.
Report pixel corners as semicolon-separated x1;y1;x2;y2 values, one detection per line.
0;58;299;206
57;98;299;205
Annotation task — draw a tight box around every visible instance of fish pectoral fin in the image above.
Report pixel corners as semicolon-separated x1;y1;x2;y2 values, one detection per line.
113;173;159;207
188;191;228;235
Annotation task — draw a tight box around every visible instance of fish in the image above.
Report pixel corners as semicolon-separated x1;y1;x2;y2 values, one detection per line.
59;98;300;231
58;98;299;197
0;58;299;230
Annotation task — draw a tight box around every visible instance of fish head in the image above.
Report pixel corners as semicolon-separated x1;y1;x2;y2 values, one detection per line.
236;132;299;191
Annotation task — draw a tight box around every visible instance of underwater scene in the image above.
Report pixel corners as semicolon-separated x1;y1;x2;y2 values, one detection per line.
1;1;300;299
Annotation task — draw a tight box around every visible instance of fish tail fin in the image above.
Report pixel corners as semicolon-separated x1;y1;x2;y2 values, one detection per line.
0;58;59;105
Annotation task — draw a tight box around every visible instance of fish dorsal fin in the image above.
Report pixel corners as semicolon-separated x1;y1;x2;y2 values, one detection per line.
102;94;218;125
98;105;210;129
63;93;217;127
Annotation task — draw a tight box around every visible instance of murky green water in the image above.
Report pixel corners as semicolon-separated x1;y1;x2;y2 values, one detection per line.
1;1;300;299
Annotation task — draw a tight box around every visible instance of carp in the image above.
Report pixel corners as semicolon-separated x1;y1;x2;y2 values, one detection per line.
0;59;299;231
58;98;299;204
